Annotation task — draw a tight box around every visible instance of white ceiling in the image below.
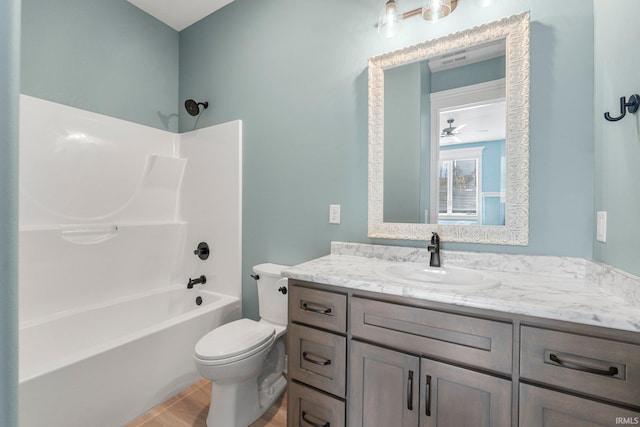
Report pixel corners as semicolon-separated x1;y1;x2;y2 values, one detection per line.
428;39;505;73
440;101;506;145
127;0;235;31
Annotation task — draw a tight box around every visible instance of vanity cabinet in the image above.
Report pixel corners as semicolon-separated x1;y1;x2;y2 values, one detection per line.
286;280;640;427
349;297;512;427
288;381;346;427
520;326;640;407
287;285;348;427
350;297;513;374
519;325;640;426
349;341;419;427
349;340;511;427
519;384;639;427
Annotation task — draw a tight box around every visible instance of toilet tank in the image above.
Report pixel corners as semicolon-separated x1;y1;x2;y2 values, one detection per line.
253;263;289;326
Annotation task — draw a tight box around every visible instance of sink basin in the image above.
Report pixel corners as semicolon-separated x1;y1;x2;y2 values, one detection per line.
374;263;500;290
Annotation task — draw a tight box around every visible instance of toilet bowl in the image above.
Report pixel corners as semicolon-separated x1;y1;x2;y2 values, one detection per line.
194;263;289;427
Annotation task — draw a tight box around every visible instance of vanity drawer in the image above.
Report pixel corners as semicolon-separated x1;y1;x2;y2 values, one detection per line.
288;323;347;398
350;297;513;374
520;325;640;407
287;381;345;427
520;383;640;426
289;285;347;333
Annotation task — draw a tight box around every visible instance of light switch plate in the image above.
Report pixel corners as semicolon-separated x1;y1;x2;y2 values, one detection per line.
596;211;607;243
329;204;341;224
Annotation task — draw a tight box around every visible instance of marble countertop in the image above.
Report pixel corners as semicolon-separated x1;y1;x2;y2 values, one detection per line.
282;242;640;333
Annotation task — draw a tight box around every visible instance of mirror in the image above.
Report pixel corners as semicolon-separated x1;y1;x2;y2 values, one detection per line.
368;13;529;245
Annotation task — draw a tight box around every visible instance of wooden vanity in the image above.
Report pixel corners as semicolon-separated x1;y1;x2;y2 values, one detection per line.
286;279;640;427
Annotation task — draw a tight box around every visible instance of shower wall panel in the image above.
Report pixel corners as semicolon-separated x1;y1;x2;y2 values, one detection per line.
19;95;242;323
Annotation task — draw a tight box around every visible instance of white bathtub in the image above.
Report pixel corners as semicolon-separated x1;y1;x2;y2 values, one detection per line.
19;286;241;427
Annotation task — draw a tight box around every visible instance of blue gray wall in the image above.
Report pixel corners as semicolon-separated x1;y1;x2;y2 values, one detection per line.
179;0;595;318
179;1;373;317
384;62;422;223
1;0;20;424
431;56;505;92
16;0;599;322
21;0;179;131
594;0;640;276
8;0;625;417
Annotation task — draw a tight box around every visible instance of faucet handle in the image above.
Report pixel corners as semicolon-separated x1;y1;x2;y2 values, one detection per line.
428;232;441;268
193;242;210;260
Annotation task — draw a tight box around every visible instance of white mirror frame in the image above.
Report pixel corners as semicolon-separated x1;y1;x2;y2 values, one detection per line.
368;12;530;245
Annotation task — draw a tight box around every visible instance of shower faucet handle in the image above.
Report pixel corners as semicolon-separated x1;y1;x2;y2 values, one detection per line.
193;242;210;260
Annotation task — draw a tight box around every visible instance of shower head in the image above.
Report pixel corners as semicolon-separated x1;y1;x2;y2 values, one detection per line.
184;99;209;116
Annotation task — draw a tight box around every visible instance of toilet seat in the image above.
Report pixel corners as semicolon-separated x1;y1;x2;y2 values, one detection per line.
195;318;275;365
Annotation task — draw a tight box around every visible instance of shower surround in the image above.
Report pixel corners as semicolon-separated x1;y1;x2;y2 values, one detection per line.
18;95;243;427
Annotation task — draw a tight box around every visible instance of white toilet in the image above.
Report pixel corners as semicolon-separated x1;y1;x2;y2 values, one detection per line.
194;263;289;427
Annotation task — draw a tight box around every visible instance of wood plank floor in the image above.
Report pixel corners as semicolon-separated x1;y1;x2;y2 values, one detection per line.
126;379;287;427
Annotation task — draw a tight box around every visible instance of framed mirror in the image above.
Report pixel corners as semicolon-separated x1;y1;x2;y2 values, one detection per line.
368;12;529;245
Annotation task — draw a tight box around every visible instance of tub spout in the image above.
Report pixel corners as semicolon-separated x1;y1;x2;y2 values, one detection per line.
187;275;207;289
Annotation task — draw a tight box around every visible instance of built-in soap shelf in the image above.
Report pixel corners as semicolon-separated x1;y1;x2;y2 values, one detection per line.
60;224;119;244
20;221;188;245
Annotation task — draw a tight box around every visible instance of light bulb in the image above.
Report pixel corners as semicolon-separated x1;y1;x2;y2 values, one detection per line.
422;0;452;22
476;0;496;7
378;0;402;38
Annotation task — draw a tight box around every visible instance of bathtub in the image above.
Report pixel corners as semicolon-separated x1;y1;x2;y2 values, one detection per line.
19;286;241;427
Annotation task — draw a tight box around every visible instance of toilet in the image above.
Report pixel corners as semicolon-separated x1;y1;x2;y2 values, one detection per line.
193;263;289;427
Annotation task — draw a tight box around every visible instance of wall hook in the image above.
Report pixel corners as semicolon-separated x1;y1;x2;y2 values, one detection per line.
604;94;640;121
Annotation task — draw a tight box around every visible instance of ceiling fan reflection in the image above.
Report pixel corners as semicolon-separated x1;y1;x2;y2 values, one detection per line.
440;118;488;139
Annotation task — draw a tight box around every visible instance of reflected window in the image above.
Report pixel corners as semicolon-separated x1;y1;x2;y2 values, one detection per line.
438;147;484;224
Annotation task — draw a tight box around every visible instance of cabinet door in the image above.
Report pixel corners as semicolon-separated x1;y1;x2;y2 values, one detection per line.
520;383;640;427
420;358;511;427
349;340;420;427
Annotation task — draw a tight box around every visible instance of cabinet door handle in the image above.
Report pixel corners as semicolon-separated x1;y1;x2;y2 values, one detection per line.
425;374;432;416
407;370;414;411
302;351;332;366
301;301;332;315
301;411;330;427
549;353;619;377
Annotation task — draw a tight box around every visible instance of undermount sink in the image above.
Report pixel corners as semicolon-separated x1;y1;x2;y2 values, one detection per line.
374;262;500;290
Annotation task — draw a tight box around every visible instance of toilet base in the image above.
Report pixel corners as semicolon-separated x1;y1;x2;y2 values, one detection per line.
205;373;286;427
258;373;287;412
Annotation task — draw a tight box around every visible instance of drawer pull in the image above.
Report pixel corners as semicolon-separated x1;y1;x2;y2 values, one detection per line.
301;411;330;427
302;351;332;366
425;374;432;416
407;370;414;411
301;302;333;315
549;353;619;377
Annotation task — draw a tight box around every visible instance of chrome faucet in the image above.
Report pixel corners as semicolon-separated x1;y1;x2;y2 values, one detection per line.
187;275;207;289
428;232;441;268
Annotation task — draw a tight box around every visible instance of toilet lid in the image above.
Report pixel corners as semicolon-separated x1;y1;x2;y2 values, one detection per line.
195;318;275;361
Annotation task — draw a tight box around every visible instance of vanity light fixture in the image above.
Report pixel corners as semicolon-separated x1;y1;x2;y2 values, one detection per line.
378;0;403;38
422;0;453;22
378;0;458;37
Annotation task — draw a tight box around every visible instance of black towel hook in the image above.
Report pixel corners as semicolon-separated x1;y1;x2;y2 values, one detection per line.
604;94;640;122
